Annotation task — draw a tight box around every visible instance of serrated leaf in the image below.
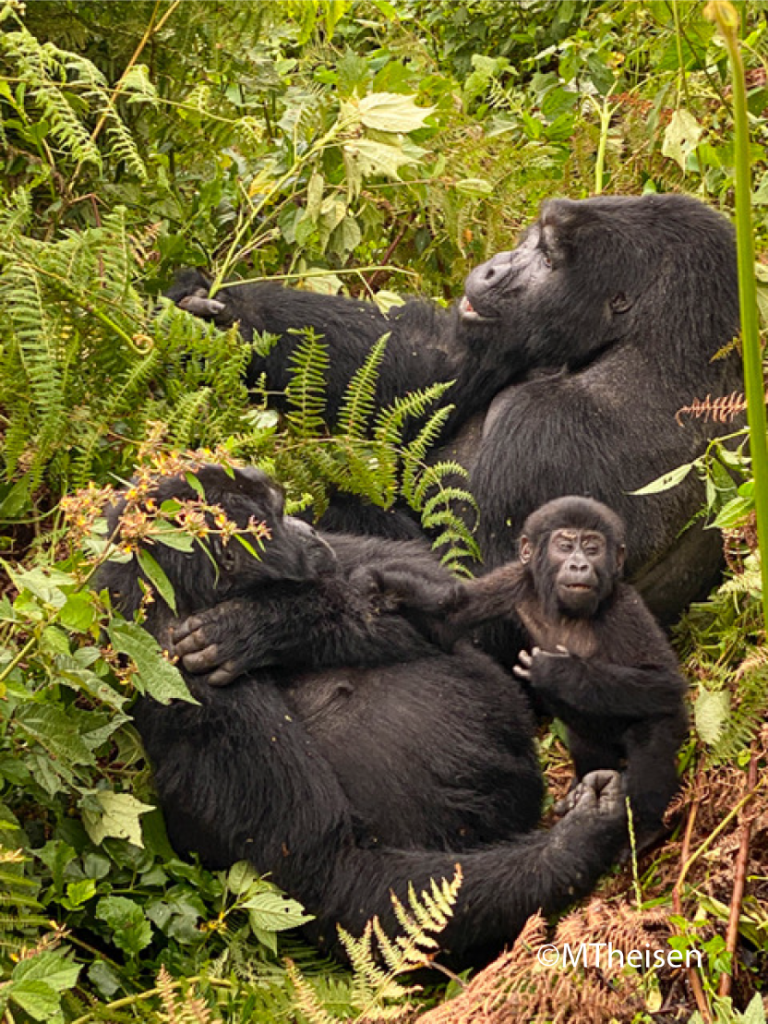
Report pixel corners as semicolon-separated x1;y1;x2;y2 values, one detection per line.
345;138;423;180
244;890;314;932
629;462;694;495
151;520;195;552
358;92;434;132
58;591;97;632
107;619;196;704
227;860;258;895
8;980;60;1021
137;548;177;613
5;564;73;607
95;895;153;954
662;109;703;172
15;705;94;766
12;951;80;992
82;790;154;847
712;494;753;530
694;687;730;745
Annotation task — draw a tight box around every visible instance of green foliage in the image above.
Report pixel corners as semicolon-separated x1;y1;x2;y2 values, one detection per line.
2;0;768;1017
287;867;463;1022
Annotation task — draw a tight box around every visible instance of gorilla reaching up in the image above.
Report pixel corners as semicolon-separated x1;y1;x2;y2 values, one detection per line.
97;464;626;967
170;194;742;623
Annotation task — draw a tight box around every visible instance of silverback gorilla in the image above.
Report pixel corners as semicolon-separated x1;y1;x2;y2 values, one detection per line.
97;464;627;966
169;194;742;624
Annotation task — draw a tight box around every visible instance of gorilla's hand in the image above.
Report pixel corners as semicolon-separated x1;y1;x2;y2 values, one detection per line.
554;770;625;819
172;600;267;686
348;565;465;616
513;645;570;682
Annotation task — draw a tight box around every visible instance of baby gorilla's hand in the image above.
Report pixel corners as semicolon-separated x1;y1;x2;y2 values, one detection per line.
513;645;569;682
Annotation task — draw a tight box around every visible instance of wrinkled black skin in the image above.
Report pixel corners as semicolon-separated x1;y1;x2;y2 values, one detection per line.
170;194;742;622
97;465;627;967
441;497;690;844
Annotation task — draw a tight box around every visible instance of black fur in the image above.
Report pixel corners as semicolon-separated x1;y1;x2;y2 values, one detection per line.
170;194;742;623
446;496;689;844
97;465;627;966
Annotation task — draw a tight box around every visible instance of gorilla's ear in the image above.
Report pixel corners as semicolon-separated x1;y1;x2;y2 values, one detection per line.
519;536;533;565
615;543;627;575
610;293;633;315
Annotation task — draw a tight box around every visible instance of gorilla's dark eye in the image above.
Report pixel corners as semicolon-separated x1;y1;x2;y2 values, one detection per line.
541;253;553;270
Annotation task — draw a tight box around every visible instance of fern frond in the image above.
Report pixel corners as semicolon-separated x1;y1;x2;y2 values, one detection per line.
284;959;337;1024
167;388;214;449
335;866;463;1016
373;383;453;448
401;407;454;505
1;28;102;168
336;334;389;440
285;330;330;438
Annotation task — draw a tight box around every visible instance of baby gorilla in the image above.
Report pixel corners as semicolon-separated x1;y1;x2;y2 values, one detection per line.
444;496;689;846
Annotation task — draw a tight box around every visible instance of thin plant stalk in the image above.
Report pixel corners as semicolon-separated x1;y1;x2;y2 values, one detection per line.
705;0;768;629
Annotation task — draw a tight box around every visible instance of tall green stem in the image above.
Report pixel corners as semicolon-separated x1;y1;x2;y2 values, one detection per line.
705;0;768;629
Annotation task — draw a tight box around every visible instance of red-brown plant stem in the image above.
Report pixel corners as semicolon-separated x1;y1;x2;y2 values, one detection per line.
718;749;759;998
674;783;711;1023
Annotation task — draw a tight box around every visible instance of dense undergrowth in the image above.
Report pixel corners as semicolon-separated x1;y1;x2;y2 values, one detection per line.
1;1;768;1020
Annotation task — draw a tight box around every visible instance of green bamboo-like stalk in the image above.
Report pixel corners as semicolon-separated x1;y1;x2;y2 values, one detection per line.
704;0;768;629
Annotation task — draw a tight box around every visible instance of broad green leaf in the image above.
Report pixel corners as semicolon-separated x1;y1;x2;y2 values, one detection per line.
107;619;196;704
455;178;494;197
743;992;767;1024
8;980;60;1021
137;548;177;613
185;470;205;497
227;860;258;895
151;520;195;552
12;951;81;992
82;790;154;847
63;878;97;909
5;564;73;607
358;92;434;133
712;494;753;530
344;138;422;180
15;705;94;767
629;462;694;495
329;214;362;257
58;591;97;632
95;895;153;955
244;890;314;932
662;109;703;172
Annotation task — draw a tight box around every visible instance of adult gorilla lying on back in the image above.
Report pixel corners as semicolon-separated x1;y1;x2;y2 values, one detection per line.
170;195;742;623
97;463;626;966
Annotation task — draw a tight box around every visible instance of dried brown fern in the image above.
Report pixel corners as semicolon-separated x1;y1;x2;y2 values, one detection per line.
416;901;672;1024
674;390;753;426
156;965;215;1024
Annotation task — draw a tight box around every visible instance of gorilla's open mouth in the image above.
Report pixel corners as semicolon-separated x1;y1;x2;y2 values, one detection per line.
459;295;497;322
564;583;592;591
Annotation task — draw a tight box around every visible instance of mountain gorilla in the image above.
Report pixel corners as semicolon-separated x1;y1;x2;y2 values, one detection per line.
169;194;742;623
97;464;626;966
442;496;689;846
